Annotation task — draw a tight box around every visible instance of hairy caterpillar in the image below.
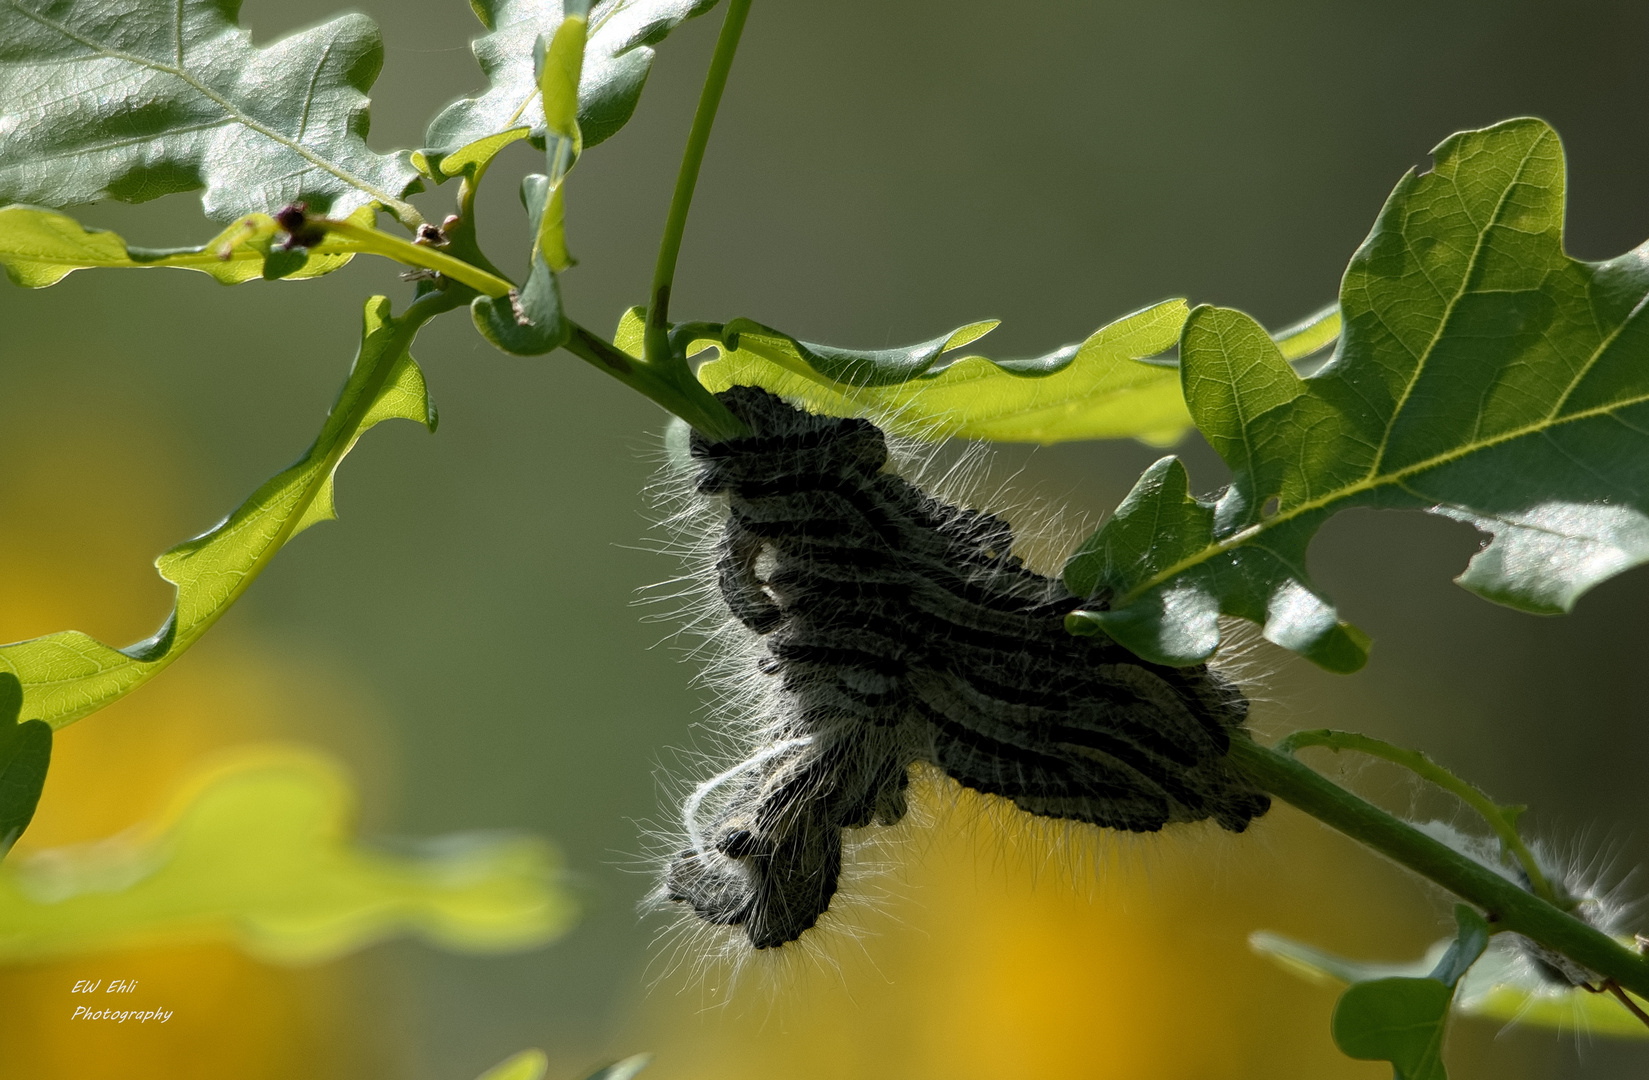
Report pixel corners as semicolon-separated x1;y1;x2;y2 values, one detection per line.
1419;821;1642;992
652;386;1270;951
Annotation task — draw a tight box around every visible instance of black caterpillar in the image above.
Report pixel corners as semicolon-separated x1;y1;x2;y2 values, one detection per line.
660;387;1270;949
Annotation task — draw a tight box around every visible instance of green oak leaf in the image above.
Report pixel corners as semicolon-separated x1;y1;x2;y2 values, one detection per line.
697;303;1180;444
477;1051;550;1080
0;746;572;963
707;316;1001;387
533;12;586;273
697;303;1341;445
0;673;51;860
472;174;569;354
1270;302;1344;365
462;11;585;354
1253;928;1649;1039
418;0;719;180
472;1051;649;1080
1064;118;1649;671
0;204;375;288
0;0;420;222
0;295;438;728
1330;907;1490;1080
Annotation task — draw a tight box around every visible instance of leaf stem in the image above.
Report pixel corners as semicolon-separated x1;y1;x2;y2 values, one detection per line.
1274;729;1562;908
1228;736;1649;1000
562;322;746;441
441;160;511;284
644;0;752;369
317;218;513;297
667;320;727;357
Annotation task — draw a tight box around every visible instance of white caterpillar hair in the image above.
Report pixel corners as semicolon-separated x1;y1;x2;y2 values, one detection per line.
1416;820;1643;989
635;384;1277;987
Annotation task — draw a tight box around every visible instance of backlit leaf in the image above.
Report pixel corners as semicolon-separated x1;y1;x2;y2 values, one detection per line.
0;674;50;860
697;301;1194;444
0;746;572;963
477;1051;549;1080
0;204;372;288
1272;302;1343;363
472;174;568;354
0;0;420;222
1065;119;1649;671
419;0;720;180
533;11;586;273
0;295;439;728
711;316;1000;386
697;303;1339;445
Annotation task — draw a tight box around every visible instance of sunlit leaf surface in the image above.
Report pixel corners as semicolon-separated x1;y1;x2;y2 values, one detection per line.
697;301;1194;445
533;8;585;273
477;1050;550;1080
419;0;720;179
0;296;438;728
697;303;1343;446
0;675;49;859
472;175;568;354
0;746;572;963
473;1050;651;1080
0;0;419;221
0;205;372;288
1065;119;1649;672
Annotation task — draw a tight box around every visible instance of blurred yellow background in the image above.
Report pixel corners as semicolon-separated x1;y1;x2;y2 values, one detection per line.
0;402;395;1078
3;1;1648;1078
0;342;1574;1080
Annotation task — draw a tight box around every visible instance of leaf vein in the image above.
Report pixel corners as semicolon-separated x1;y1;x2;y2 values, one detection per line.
1366;135;1547;478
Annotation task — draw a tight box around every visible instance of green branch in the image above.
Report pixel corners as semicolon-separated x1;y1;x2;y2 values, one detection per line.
563;322;745;441
644;0;753;369
543;0;757;442
317;217;513;297
1229;736;1649;999
1274;729;1562;908
439;154;512;285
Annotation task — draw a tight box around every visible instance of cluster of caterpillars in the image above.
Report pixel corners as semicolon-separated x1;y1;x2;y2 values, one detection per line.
661;386;1270;949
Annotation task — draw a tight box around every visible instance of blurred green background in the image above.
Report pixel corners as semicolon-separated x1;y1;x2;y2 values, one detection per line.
1;0;1647;1076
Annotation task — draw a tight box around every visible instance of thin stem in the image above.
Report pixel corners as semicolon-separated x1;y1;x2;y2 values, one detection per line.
644;0;753;369
1228;736;1649;1001
318;218;513;297
668;321;727;356
1603;980;1649;1030
440;158;511;284
562;322;746;441
1274;729;1561;908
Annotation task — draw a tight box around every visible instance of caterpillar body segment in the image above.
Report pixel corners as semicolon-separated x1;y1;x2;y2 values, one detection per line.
660;386;1269;949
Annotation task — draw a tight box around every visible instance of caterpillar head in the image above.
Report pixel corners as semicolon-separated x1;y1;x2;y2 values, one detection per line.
662;749;848;950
